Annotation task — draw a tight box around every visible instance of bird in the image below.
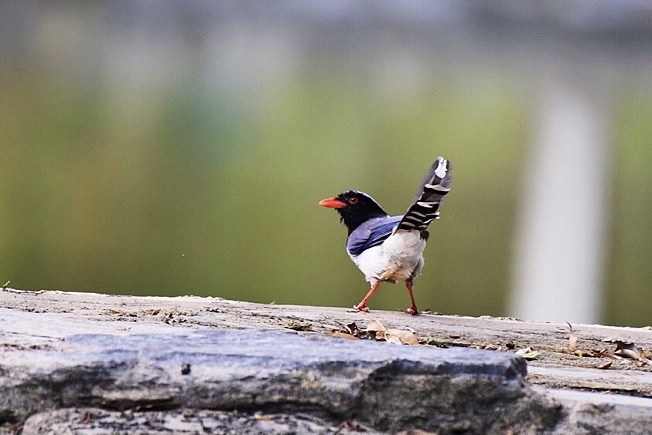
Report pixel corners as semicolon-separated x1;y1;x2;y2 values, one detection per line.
319;156;452;315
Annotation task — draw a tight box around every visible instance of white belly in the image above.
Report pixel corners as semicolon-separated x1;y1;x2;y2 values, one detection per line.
349;230;426;284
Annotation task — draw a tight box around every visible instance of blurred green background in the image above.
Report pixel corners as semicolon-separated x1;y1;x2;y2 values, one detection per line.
1;2;651;326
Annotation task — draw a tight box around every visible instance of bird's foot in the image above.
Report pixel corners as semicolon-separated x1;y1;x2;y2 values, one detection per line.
353;303;370;313
404;306;419;316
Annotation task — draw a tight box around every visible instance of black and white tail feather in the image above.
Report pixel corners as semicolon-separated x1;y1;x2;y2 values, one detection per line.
396;156;452;236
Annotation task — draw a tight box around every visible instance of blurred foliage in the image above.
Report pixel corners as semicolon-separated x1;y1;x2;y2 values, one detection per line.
605;94;652;326
0;68;651;326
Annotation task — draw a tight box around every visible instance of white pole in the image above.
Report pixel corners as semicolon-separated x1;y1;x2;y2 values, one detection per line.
511;79;611;324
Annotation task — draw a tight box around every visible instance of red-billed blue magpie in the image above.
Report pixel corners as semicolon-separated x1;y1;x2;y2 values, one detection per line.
319;156;452;315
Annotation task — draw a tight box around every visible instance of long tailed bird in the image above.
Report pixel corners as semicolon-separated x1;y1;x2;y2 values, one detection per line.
319;156;452;315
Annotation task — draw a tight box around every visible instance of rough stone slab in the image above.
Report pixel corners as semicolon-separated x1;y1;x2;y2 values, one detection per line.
541;388;652;435
2;289;652;433
20;407;382;435
529;365;652;395
2;290;651;397
1;329;556;434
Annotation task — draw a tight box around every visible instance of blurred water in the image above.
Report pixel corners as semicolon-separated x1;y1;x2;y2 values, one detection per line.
1;1;651;326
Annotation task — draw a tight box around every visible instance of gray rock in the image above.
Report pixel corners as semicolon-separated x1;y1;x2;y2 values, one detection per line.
3;291;652;434
1;330;557;434
21;408;380;435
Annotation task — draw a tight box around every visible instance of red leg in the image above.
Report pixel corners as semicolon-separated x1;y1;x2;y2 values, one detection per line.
354;282;381;312
404;281;419;315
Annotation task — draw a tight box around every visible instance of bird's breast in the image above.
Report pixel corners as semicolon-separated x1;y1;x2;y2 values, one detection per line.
349;230;426;284
382;230;426;260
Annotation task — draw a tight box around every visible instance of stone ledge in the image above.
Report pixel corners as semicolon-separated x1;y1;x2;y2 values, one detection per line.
2;330;553;434
1;289;652;434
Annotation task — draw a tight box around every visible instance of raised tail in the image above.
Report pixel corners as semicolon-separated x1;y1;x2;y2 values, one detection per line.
396;156;452;233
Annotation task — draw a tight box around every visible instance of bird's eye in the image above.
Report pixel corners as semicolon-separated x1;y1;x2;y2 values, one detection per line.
349;197;359;204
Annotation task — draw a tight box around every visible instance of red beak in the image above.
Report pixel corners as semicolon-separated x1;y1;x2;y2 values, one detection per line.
319;197;347;209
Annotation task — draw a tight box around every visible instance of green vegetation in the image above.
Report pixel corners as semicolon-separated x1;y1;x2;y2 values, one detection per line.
0;72;650;326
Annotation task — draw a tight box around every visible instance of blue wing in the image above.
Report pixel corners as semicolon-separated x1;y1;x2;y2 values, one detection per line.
346;215;403;256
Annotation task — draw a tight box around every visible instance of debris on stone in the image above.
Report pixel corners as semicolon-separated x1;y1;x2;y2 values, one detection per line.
567;322;578;352
345;322;366;338
612;340;651;365
364;320;419;345
598;361;613;370
516;347;539;360
284;321;313;331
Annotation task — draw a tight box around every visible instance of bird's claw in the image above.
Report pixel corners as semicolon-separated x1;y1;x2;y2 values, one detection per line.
353;304;370;313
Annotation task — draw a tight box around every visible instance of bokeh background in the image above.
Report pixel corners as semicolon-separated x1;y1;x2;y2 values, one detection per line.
1;2;651;326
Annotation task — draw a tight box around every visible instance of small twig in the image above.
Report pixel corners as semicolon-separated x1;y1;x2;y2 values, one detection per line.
1;282;44;295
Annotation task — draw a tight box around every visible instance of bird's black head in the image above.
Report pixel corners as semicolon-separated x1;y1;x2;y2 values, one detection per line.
319;190;388;234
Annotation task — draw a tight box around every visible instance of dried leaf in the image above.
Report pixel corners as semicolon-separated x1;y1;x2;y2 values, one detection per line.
366;319;388;333
522;351;539;360
597;361;612;370
568;335;578;352
613;340;650;364
593;348;615;359
567;322;578;351
386;329;420;345
616;348;642;360
366;319;388;340
515;347;539;360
